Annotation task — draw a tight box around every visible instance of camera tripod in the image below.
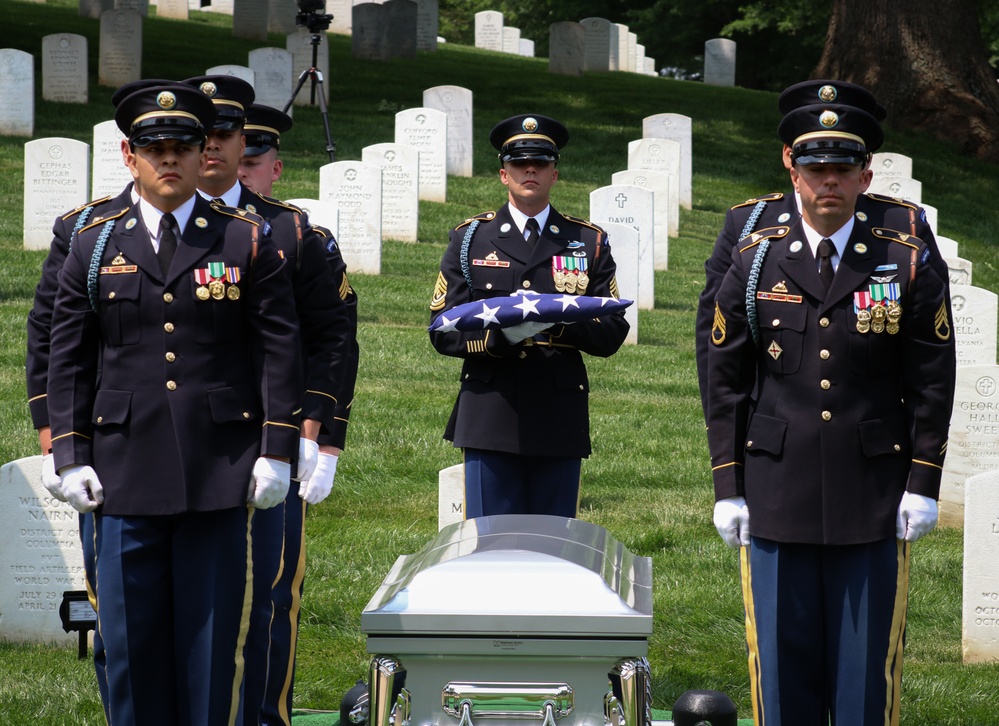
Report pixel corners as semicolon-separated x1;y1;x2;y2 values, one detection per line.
284;28;336;162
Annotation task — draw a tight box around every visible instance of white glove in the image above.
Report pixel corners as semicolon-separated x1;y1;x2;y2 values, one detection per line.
713;496;751;548
294;438;319;482
501;320;551;344
59;465;104;513
247;457;291;509
896;492;938;542
299;452;338;505
42;454;66;502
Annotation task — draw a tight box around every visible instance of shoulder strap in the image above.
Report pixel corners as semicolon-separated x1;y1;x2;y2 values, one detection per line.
459;219;480;292
739;200;768;241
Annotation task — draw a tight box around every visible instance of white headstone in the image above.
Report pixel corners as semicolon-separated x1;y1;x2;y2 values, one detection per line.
634;43;645;75
940;364;999;526
395;107;447;202
232;0;268;39
248;47;294;114
328;0;352;34
951;285;998;367
704;38;735;86
267;0;297;35
352;2;388;60
0;49;35;137
205;64;255;86
599;222;639;345
612;170;669;272
423;85;473;177
626;32;637;73
285;198;339;239
502;26;520;55
362;142;419;243
548;21;585;77
962;470;999;662
0;457;87;645
91;120;132;200
642;113;692;210
518;38;534;57
590;184;654;310
627;137;680;237
867;176;922;203
474;10;504;52
23;138;90;251
948;257;973;287
936;235;959;259
201;0;232;12
415;0;438;52
644;57;655;76
115;0;149;15
438;463;463;530
871;152;913;180
155;0;188;20
287;27;329;105
80;0;114;19
99;9;142;87
613;24;628;73
42;34;88;104
319;160;382;274
922;203;938;235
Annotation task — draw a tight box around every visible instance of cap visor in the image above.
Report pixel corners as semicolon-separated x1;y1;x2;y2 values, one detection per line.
131;129;205;147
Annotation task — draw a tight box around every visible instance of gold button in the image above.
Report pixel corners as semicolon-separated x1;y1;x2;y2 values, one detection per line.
894;444;901;452
108;291;116;300
485;283;493;290
163;293;174;303
165;352;176;363
820;379;831;390
242;412;250;419
578;384;584;391
821;410;832;421
819;317;830;328
523;281;531;288
164;322;174;333
820;349;831;360
166;381;177;391
519;351;527;359
772;318;780;327
746;440;753;448
96;416;103;424
463;373;469;380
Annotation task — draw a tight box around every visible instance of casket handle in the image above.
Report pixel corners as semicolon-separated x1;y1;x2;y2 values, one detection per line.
442;682;573;723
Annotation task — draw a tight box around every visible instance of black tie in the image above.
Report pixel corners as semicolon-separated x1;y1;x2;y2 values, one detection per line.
818;237;835;290
158;212;177;275
524;218;540;248
211;197;225;206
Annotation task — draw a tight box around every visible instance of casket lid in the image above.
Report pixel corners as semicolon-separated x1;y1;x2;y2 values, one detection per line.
361;515;653;637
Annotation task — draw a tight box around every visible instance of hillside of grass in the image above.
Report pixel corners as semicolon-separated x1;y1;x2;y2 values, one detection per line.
1;1;998;724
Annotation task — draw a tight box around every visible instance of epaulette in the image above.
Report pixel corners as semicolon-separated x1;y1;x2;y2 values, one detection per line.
864;192;918;210
211;202;261;226
738;224;790;252
313;226;329;238
248;191;302;214
455;211;495;230
872;227;922;249
78;206;130;234
730;192;783;210
562;213;606;235
61;194;114;221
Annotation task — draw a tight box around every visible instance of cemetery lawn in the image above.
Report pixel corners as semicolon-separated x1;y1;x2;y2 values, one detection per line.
2;1;999;723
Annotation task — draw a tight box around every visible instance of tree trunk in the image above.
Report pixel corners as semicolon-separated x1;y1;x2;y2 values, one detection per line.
813;0;999;163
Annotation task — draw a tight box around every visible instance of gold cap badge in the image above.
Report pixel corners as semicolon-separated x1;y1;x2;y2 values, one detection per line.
156;91;177;110
820;110;839;128
818;85;837;102
199;81;218;98
522;117;538;132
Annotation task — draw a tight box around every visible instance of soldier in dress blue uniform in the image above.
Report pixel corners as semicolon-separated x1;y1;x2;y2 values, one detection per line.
430;114;629;519
235;101;359;726
695;80;948;414
184;78;354;726
705;98;956;725
47;83;303;726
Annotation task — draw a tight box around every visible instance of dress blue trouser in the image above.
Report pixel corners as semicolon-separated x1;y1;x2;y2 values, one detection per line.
741;536;909;726
462;448;581;519
81;511;110;722
241;490;307;726
95;507;253;726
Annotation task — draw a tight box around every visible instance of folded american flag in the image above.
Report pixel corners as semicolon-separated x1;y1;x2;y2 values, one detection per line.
429;291;632;333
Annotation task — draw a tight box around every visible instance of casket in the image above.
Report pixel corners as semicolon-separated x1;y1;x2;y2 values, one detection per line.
359;515;654;726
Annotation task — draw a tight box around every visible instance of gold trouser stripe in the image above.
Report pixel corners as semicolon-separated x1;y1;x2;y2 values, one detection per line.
882;540;909;726
740;546;764;726
278;498;309;726
228;507;256;726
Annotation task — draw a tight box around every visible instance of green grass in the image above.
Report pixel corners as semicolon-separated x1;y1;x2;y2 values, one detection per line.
2;1;999;724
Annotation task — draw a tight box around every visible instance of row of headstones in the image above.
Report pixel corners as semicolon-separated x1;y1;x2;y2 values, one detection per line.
472;11;534;58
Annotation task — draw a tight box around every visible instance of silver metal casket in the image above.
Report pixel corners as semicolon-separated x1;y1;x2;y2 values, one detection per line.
360;515;654;726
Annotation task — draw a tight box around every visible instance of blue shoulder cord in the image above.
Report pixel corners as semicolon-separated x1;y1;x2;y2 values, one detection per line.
459;219;480;293
740;201;768;346
68;205;93;254
86;220;116;313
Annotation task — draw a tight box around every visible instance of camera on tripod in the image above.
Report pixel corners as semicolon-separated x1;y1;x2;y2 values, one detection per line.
295;0;333;34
